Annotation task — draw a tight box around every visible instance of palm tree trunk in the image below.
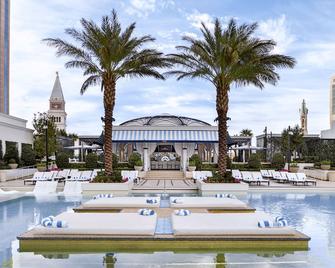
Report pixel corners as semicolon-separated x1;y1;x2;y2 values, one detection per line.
103;79;116;176
216;86;229;177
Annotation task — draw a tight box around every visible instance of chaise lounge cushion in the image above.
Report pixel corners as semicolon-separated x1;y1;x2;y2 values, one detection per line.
34;212;157;236
172;211;296;236
169;196;248;208
82;196;161;208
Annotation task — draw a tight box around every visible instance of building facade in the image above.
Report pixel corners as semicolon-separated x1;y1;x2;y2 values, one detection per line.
79;114;252;171
321;75;335;139
0;0;10;114
47;72;67;131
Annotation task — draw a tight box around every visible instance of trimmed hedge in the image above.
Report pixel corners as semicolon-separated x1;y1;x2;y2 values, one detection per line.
21;144;36;166
56;152;70;169
85;153;98;169
92;170;122;183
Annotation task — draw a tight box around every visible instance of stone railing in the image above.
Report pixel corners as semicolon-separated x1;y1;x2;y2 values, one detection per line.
0;166;37;182
303;169;335;181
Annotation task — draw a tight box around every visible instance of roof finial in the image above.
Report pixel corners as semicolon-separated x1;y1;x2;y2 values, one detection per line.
56;71;59;76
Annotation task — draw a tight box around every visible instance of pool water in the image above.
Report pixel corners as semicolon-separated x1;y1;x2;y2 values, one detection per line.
0;192;334;267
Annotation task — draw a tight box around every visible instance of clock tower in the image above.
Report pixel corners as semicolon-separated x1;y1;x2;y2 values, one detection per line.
47;72;67;131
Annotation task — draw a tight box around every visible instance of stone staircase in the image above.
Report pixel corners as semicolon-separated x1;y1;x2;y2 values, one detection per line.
144;170;185;180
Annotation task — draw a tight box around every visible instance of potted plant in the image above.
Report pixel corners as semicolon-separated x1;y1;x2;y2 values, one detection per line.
289;162;299;173
8;158;18;169
134;159;143;171
188;160;196;171
321;160;331;170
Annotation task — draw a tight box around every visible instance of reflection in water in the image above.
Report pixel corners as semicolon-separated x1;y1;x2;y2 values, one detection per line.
1;193;335;267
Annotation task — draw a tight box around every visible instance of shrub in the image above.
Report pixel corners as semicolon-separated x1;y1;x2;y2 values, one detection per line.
21;144;36;166
8;158;16;164
206;171;235;183
248;154;261;170
134;159;143;166
4;142;19;164
189;154;202;170
92;170;122;183
85;153;98;169
271;153;285;170
128;152;142;168
290;161;298;167
321;160;331;165
112;153;118;168
189;160;196;166
56;152;70;169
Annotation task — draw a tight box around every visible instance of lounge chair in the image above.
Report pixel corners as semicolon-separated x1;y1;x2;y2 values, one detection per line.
0;188;20;195
272;171;288;183
67;171;82;181
26;181;58;195
24;172;44;185
53;169;70;182
169;196;254;211
241;171;259;185
59;181;82;196
279;172;289;183
74;196;161;212
31;212;157;236
260;170;272;178
296;173;317;186
232;169;242;181
251;172;270;186
172;211;298;236
78;170;93;182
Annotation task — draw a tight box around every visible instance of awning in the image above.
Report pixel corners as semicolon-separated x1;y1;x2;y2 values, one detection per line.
93;130;235;145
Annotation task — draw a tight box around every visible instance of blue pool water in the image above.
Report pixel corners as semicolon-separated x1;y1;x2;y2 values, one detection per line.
0;192;335;267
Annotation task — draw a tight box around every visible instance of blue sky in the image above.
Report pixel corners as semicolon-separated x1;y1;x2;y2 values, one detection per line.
10;0;335;136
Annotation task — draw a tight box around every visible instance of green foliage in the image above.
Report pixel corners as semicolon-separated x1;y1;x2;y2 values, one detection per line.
290;161;298;167
240;129;253;136
33;112;58;159
248;154;261;169
3;142;19;164
85;153;98;169
189;154;202;170
112;153;118;168
206;171;235;183
134;159;143;166
281;125;304;155
271;153;285;170
92;170;122;183
188;160;196;166
128;152;142;168
321;160;331;165
21;143;36;166
56;152;70;169
8;158;16;164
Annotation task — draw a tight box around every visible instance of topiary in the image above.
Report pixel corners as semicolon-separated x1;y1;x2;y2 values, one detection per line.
271;153;285;170
134;159;143;166
56;152;70;169
189;154;202;170
21;144;36;166
128;152;142;168
4;142;19;164
248;154;261;170
85;153;98;169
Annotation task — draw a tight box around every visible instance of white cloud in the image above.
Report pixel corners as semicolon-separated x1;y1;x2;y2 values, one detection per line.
182;31;198;39
125;0;156;18
258;15;296;54
299;42;335;67
186;10;214;31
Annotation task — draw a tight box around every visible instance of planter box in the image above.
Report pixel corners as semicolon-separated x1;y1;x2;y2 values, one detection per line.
188;166;196;172
81;181;132;196
321;165;331;170
197;180;249;196
303;169;335;181
289;166;299;173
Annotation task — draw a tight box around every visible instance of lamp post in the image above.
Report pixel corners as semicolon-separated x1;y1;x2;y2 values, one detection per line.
287;126;293;171
43;123;49;171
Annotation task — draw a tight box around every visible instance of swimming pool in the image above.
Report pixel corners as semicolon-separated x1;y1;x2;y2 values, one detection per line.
1;192;334;267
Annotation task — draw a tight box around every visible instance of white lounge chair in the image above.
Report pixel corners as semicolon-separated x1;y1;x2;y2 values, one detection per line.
251;172;270;186
260;170;272;178
26;181;58;195
272;171;288;183
67;171;82;181
54;169;70;182
59;181;82;196
296;173;317;186
241;171;259;185
24;172;45;185
232;169;242;180
78;170;93;181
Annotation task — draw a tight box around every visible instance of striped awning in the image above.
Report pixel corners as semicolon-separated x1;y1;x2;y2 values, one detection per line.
111;130;219;142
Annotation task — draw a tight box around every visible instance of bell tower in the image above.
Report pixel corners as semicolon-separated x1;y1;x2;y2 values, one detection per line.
47;72;67;131
300;99;308;135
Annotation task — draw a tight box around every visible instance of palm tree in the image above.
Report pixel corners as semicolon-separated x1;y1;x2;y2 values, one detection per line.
44;10;170;176
168;19;296;177
240;129;253;137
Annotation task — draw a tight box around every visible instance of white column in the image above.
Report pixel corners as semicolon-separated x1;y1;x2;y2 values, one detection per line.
143;147;149;171
213;143;218;163
182;147;188;172
1;140;5;158
18;142;22;158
